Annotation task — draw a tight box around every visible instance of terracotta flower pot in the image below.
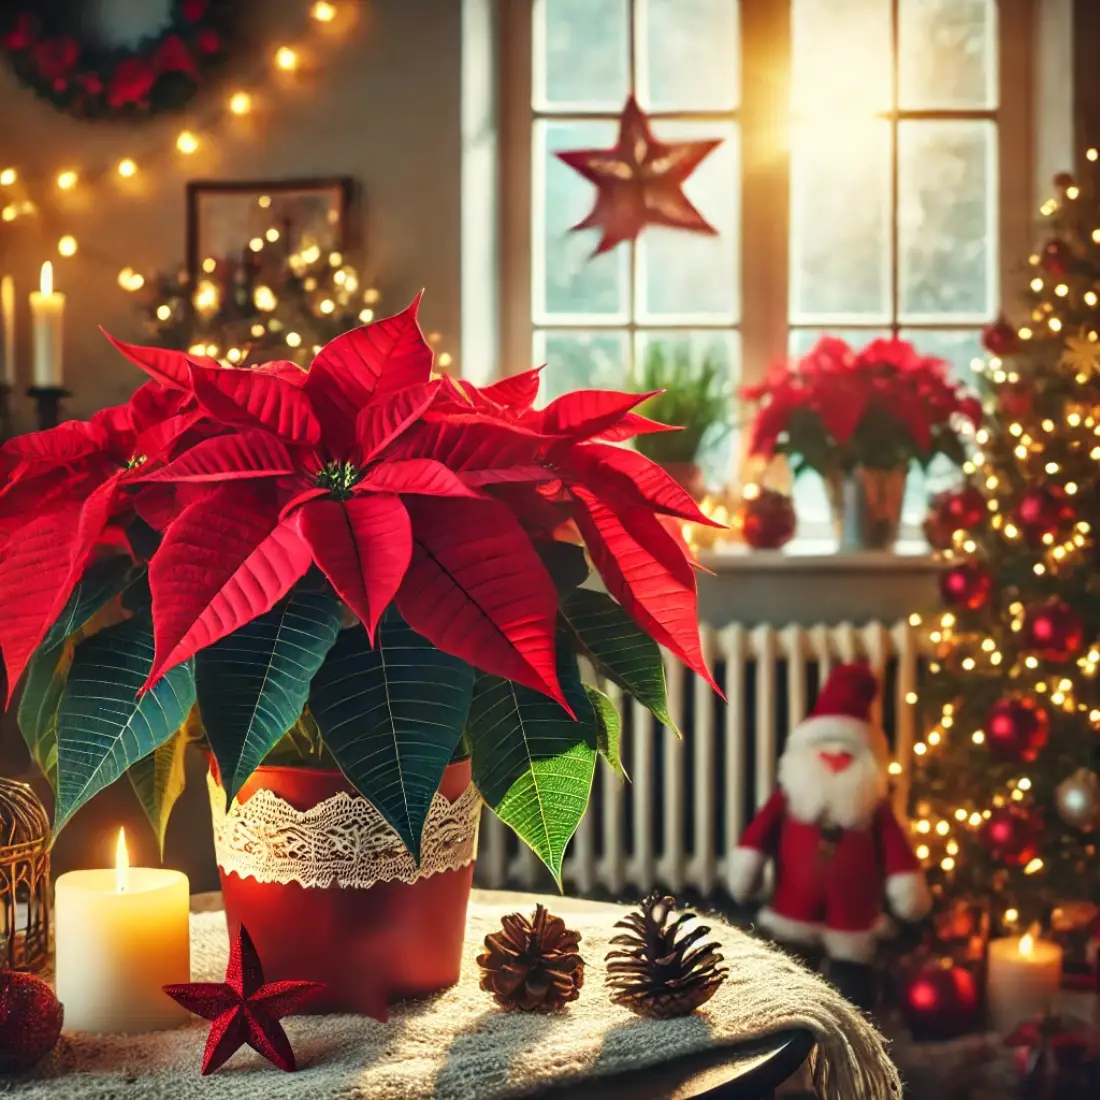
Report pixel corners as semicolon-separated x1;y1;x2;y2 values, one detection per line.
208;758;480;1020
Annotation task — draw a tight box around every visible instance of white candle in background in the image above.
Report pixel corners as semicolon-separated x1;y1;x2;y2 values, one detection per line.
29;261;64;388
986;930;1063;1034
1;275;14;385
54;828;190;1033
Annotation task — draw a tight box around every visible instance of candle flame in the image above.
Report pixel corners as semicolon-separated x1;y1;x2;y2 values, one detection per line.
1018;932;1034;957
115;827;130;893
40;260;53;296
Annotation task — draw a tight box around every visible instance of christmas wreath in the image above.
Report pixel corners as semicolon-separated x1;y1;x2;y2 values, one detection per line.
0;1;235;120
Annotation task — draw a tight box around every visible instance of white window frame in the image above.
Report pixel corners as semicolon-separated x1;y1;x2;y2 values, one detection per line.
497;0;1037;528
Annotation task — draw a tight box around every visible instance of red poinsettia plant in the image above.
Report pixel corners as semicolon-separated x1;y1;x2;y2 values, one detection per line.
0;298;720;881
742;336;982;476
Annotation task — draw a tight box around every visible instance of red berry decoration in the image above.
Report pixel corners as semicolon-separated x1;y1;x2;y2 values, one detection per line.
0;971;63;1073
740;488;796;550
982;316;1019;357
1023;599;1085;663
1014;485;1074;547
900;958;981;1041
939;560;993;611
1041;238;1071;277
980;806;1042;866
985;697;1049;763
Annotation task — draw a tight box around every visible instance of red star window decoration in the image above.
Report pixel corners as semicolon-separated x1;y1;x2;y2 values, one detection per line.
555;95;723;255
163;925;323;1075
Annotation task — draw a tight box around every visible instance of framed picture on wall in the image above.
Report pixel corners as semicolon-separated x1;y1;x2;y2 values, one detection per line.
185;178;355;281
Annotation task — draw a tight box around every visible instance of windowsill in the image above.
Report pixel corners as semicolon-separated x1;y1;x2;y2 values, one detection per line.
693;543;943;627
697;540;942;572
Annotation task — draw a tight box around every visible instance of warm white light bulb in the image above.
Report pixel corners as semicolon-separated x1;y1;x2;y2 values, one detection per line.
228;91;252;116
176;131;199;155
57;235;77;257
275;46;298;71
312;1;337;21
56;170;78;191
117;158;137;178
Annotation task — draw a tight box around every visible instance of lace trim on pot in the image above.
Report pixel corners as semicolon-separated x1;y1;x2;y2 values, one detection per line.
207;772;482;889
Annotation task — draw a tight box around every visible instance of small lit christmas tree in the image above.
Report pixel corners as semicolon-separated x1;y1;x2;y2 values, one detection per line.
913;161;1100;930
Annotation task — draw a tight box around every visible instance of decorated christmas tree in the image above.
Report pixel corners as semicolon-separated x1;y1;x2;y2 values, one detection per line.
912;163;1100;930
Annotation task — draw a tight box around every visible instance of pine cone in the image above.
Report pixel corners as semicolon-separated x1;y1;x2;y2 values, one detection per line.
606;893;728;1018
477;904;585;1011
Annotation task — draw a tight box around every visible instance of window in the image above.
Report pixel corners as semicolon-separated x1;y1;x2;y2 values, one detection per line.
500;0;1033;545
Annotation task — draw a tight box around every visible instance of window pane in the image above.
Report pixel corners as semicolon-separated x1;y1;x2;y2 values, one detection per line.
536;0;629;109
898;121;996;322
535;121;629;321
792;0;892;114
788;327;890;357
535;329;630;403
635;330;739;490
638;0;739;111
899;327;985;389
790;119;892;323
636;121;739;322
899;0;997;110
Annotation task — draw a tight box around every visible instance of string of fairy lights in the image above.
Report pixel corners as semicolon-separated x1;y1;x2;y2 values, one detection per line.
0;2;455;373
896;152;1100;901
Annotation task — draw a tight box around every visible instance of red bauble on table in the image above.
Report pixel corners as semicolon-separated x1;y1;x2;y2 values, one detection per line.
982;316;1019;358
0;971;63;1073
1013;485;1074;547
740;488;796;550
985;697;1049;763
1023;599;1085;662
939;560;993;610
1041;238;1072;277
900;958;982;1041
980;806;1042;866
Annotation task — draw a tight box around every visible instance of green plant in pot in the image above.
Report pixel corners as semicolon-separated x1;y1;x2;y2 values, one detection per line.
0;300;722;1017
634;342;730;499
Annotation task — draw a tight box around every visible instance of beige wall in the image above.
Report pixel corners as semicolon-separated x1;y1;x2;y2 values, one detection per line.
0;0;463;428
0;0;463;885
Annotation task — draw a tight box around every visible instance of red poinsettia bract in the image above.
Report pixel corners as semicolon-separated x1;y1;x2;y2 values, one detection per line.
0;296;722;708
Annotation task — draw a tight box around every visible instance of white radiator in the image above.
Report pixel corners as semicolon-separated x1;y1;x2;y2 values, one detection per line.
475;619;924;896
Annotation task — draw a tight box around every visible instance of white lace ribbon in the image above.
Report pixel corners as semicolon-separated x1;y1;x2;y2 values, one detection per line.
207;771;481;889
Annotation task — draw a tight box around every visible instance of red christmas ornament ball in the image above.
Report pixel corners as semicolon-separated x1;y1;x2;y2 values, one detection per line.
0;971;63;1073
740;488;796;550
982;317;1019;357
901;959;981;1041
1041;238;1072;276
939;560;993;611
1000;381;1034;420
1014;485;1074;546
924;486;985;550
980;806;1042;866
1023;599;1085;662
1053;171;1076;190
985;697;1049;763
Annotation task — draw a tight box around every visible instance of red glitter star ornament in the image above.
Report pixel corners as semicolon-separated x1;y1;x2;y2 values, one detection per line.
163;925;323;1075
556;95;722;254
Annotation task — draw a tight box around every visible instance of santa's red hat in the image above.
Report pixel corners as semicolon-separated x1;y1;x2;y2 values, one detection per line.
810;663;878;722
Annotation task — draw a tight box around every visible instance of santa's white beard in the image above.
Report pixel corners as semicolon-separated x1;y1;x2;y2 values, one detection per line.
778;740;887;829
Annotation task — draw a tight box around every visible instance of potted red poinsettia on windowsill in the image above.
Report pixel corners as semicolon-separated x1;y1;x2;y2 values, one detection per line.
742;336;982;552
0;296;721;1018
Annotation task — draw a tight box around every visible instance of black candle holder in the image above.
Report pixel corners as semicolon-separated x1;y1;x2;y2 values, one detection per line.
27;385;70;432
0;382;12;443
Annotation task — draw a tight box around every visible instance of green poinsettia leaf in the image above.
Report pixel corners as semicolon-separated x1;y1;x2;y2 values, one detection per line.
128;720;192;860
41;556;141;651
54;616;196;836
309;610;475;862
584;683;626;780
196;588;344;804
561;587;676;734
467;639;597;886
17;640;71;790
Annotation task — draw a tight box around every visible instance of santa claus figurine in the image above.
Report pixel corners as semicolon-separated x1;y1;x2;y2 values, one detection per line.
729;662;931;1008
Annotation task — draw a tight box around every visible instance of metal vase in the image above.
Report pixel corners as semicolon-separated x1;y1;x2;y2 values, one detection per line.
825;467;907;552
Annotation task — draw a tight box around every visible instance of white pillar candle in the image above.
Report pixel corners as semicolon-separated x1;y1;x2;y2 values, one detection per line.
29;261;64;388
55;829;190;1034
986;931;1063;1034
1;275;14;386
